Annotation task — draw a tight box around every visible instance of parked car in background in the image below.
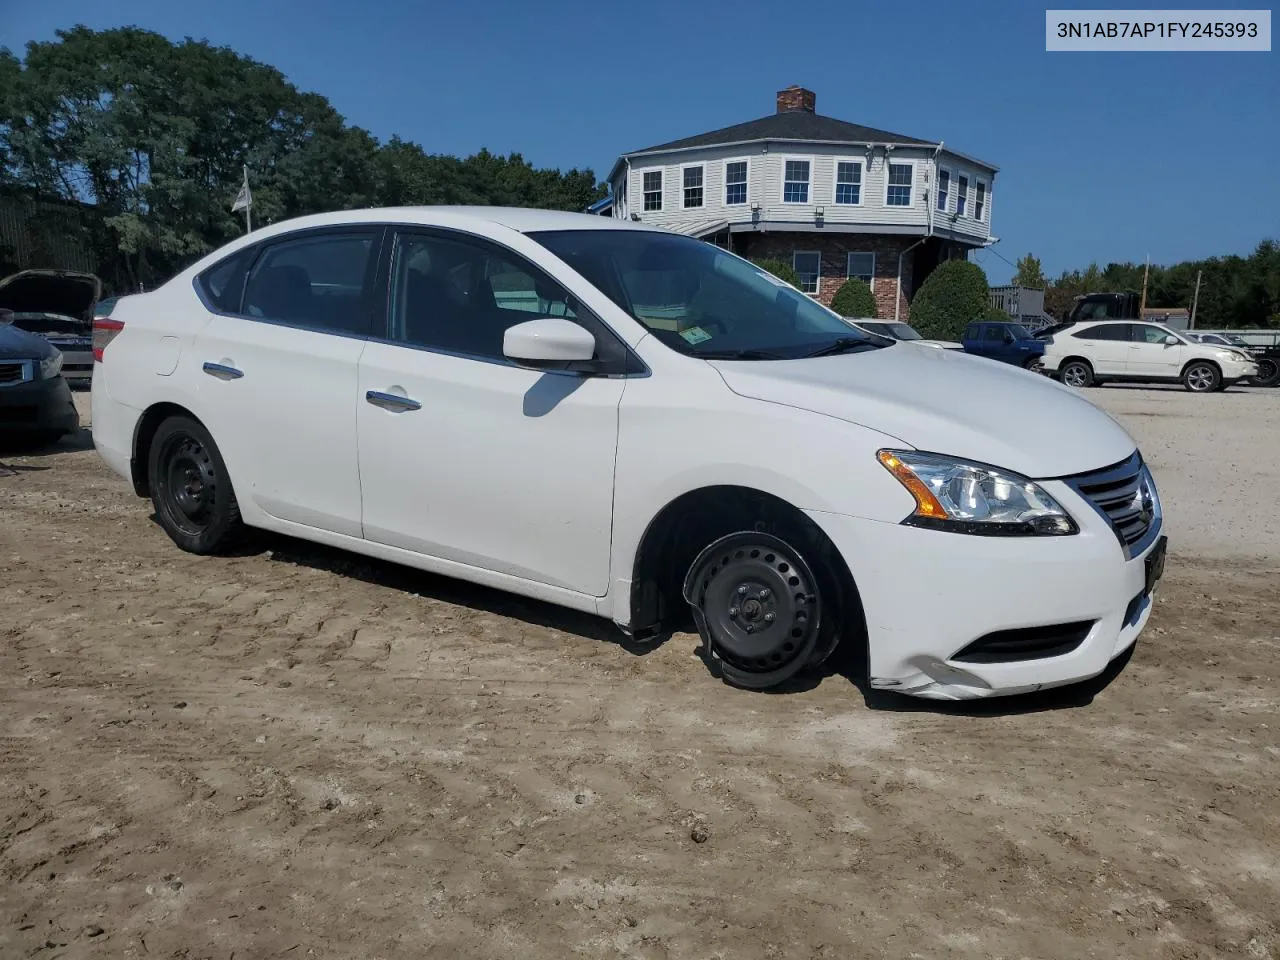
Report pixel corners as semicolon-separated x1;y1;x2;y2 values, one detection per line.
1189;332;1280;387
0;307;80;445
92;206;1166;701
850;320;961;350
1039;320;1258;392
0;269;101;386
961;321;1046;369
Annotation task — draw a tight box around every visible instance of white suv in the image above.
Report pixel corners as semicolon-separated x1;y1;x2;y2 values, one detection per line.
91;207;1167;700
1040;319;1258;392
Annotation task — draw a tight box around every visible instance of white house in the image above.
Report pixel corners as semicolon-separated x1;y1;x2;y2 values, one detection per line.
597;86;998;319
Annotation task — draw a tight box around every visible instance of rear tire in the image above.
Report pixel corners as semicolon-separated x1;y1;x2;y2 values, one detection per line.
148;416;242;554
1182;361;1220;393
1060;359;1094;389
683;531;841;690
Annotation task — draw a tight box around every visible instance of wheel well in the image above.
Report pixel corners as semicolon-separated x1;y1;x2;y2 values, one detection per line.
1181;358;1220;378
628;485;862;641
1060;356;1092;371
131;402;204;496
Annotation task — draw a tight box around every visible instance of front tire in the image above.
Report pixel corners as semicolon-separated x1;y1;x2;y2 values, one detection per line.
682;531;840;690
1253;358;1280;387
1182;361;1220;393
1060;360;1094;389
148;416;242;554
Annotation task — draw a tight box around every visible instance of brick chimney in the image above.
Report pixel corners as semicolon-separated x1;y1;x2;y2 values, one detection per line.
776;85;816;114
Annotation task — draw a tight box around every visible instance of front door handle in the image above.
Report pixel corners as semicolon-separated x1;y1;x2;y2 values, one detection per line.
366;390;421;412
203;361;243;380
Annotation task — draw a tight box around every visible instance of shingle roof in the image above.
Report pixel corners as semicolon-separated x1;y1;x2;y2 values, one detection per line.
627;111;936;155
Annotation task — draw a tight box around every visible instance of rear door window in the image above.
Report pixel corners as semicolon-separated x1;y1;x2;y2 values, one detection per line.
240;230;380;336
1073;324;1129;340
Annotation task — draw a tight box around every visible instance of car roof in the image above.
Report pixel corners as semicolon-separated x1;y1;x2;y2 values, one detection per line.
247;206;662;237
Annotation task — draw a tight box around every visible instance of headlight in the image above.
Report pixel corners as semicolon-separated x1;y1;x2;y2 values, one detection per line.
39;352;63;379
877;450;1078;536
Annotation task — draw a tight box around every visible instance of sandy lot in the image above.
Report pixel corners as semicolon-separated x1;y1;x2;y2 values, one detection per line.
2;385;1278;960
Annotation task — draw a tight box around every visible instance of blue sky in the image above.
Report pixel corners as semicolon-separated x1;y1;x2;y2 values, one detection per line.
2;0;1276;283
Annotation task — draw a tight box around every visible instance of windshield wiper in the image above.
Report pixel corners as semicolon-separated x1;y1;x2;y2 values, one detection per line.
805;337;879;358
697;349;786;360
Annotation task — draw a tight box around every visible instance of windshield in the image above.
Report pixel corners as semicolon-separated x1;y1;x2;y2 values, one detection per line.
872;322;921;340
527;229;883;360
1004;323;1033;340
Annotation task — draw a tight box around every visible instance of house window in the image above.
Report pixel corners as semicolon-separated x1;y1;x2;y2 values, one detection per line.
643;171;662;212
682;166;704;209
936;169;950;212
783;160;810;203
957;175;969;216
792;251;820;294
725;161;748;205
886;163;913;206
835;162;862;205
975;181;986;220
846;252;875;290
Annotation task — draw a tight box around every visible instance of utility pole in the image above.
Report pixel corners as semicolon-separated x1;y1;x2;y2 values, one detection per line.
1139;254;1150;318
1189;269;1202;329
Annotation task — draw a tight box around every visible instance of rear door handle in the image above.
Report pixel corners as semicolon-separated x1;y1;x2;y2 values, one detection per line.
366;390;422;412
203;361;243;380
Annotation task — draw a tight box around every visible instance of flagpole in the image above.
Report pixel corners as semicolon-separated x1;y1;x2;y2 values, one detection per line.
243;165;252;233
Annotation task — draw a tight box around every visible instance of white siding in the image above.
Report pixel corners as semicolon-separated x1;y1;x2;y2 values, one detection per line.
613;142;995;241
931;150;994;242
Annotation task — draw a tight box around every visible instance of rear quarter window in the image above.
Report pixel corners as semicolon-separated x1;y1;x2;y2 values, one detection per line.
195;250;252;313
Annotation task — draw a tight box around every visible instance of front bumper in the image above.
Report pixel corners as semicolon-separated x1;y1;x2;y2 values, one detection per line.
0;374;80;435
806;482;1165;700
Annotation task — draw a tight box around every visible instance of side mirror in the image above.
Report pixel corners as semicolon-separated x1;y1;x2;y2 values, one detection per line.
0;307;13;325
1164;334;1179;346
503;318;597;365
1003;332;1014;344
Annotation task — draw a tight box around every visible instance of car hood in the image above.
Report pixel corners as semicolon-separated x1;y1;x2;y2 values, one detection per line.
915;338;962;350
708;343;1137;479
0;269;102;326
0;320;58;361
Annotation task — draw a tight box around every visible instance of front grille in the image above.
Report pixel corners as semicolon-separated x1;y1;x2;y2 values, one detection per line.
1061;452;1158;555
0;361;28;385
952;620;1095;664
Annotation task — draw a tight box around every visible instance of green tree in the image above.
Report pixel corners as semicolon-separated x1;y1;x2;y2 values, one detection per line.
750;258;801;289
0;26;606;291
829;278;877;317
1013;253;1046;289
909;260;992;340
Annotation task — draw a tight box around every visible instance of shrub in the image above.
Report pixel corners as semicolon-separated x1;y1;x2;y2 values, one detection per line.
829;278;877;318
910;260;993;340
750;258;801;289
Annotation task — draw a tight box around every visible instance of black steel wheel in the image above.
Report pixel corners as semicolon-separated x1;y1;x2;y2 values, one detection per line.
148;416;242;554
682;531;831;690
1253;357;1280;387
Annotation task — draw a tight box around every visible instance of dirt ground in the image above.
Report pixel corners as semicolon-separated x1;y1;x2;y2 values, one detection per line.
2;385;1278;960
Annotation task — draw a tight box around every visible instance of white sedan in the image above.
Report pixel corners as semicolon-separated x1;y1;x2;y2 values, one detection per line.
91;207;1166;699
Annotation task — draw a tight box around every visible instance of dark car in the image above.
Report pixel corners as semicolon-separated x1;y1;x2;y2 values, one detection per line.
961;321;1046;369
0;307;80;445
0;269;102;387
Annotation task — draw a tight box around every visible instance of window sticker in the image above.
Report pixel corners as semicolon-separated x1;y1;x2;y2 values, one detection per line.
679;326;713;345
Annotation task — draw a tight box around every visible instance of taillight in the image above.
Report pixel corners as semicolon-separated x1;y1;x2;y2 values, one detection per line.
93;317;124;361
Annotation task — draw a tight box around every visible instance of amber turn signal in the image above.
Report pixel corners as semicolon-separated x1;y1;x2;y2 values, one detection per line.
877;450;949;519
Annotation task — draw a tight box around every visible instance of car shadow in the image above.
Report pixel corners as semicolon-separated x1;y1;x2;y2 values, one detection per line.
195;529;1134;714
0;425;94;458
246;531;664;653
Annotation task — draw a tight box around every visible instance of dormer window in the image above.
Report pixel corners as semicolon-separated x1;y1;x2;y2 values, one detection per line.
783;159;811;203
682;166;704;209
835;162;862;205
643;171;663;212
886;163;913;206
